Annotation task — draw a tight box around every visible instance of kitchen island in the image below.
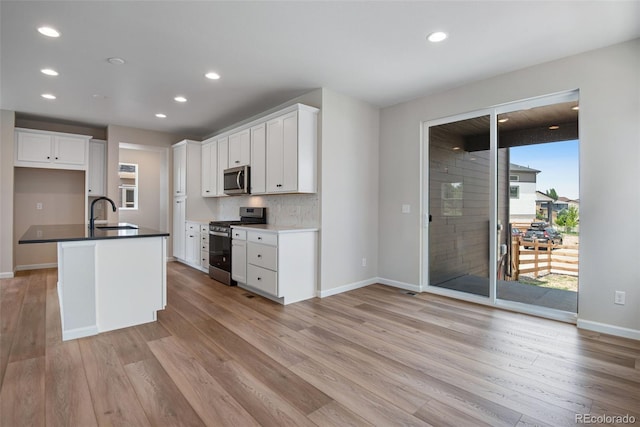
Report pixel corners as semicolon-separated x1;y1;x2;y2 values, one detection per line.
20;224;169;341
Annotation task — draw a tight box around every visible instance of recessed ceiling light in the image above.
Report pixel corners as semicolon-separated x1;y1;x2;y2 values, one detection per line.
572;106;579;111
205;72;221;80
549;125;560;130
155;113;167;118
498;118;509;123
107;57;126;65
427;31;447;43
40;68;59;76
41;93;56;100
174;96;187;103
37;26;60;38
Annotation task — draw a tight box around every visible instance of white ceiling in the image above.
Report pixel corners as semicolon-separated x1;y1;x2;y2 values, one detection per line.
1;1;639;138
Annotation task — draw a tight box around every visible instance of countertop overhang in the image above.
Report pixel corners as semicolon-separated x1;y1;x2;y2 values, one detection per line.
19;224;170;244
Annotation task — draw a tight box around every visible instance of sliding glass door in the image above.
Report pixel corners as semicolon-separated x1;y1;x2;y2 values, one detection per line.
423;91;579;320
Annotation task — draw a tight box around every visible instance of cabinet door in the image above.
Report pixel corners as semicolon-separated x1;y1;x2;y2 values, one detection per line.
201;141;217;197
173;144;187;197
54;136;87;166
173;198;186;260
16;131;53;163
250;124;266;194
185;226;199;265
266;111;298;193
216;138;228;196
88;140;106;196
228;129;250;167
231;240;247;283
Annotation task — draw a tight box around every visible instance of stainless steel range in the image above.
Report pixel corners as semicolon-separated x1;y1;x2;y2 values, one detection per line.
208;207;266;285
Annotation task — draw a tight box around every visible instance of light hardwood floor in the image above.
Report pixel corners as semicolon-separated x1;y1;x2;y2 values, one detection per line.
1;262;639;426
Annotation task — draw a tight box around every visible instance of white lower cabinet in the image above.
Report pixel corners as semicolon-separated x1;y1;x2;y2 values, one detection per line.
200;225;209;273
185;221;200;267
232;226;317;304
231;229;247;283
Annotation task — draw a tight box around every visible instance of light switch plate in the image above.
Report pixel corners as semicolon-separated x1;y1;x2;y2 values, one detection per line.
614;291;626;305
401;204;411;214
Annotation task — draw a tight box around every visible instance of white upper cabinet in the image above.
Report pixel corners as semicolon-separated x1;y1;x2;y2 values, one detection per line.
88;139;106;196
15;128;90;170
216;137;229;196
265;106;317;194
201;139;218;197
172;142;187;197
228;129;251;167
250;123;266;194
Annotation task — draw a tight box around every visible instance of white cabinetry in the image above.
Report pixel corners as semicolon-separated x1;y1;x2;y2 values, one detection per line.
173;143;187;197
185;221;200;267
15;128;90;170
201;140;217;197
200;225;209;273
231;229;247;283
173;198;186;260
250;124;266;194
88;139;106;196
172;140;203;263
228;129;250;167
266;108;317;194
234;226;317;304
216;137;229;196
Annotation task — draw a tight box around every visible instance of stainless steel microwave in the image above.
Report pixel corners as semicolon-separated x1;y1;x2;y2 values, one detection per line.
223;165;250;195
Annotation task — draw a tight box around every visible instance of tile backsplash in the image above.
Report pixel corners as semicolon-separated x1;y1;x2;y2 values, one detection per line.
213;193;319;227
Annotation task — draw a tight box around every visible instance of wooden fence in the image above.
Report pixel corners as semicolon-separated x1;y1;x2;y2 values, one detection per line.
508;237;579;280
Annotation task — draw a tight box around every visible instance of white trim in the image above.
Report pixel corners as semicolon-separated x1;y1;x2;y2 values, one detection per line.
0;272;15;279
577;319;640;341
318;277;378;298
62;325;99;341
377;277;422;293
15;262;57;271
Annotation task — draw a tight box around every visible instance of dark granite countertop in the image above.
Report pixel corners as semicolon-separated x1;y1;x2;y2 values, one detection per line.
19;224;170;244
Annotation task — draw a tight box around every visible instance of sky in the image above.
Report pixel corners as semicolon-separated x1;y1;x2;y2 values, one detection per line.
510;139;579;199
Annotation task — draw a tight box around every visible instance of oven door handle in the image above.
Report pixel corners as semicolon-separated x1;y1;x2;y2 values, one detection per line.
210;231;229;237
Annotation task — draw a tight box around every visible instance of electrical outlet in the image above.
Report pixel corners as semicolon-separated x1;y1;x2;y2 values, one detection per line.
614;291;626;305
36;202;43;210
362;258;367;267
402;204;411;214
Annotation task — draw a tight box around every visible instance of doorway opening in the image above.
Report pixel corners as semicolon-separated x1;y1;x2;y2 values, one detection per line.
423;91;580;319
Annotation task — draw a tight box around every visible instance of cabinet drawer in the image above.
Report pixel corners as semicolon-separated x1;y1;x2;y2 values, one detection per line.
200;250;208;267
247;231;277;246
185;222;198;232
201;233;209;244
247;264;277;296
247;243;277;271
231;229;247;240
200;224;209;234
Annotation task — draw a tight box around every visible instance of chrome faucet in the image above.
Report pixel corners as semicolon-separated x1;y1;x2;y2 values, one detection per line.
89;197;117;229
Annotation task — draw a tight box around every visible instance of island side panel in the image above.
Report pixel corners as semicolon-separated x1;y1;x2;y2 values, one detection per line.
58;241;98;340
95;236;166;333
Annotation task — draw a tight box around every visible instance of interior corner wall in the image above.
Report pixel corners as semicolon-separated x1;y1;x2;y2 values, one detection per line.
319;89;380;295
107;125;186;258
0;110;15;277
378;38;640;334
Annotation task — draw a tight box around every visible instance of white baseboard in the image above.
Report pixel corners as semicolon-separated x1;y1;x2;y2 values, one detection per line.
577;319;640;341
62;325;99;341
0;272;14;279
15;263;57;271
318;277;378;298
377;277;422;293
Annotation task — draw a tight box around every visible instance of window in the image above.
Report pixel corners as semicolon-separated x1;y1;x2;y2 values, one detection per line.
509;185;520;199
118;163;138;209
509;175;519;181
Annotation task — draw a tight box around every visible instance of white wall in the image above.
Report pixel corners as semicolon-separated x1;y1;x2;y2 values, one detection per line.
379;39;640;336
0;110;15;277
320;88;380;295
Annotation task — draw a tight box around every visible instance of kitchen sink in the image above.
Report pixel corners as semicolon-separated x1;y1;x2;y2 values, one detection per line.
96;224;138;230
